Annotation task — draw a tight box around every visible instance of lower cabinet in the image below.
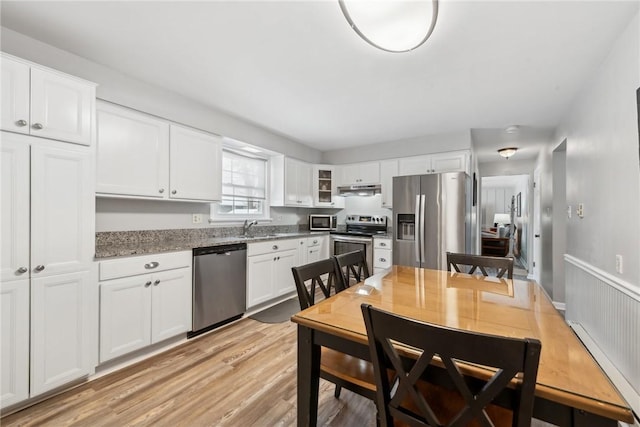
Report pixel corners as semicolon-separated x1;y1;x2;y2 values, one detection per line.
246;239;301;308
99;252;192;363
373;238;393;275
1;271;95;408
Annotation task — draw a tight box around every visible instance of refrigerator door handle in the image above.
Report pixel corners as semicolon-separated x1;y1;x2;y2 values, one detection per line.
415;194;421;263
420;194;426;263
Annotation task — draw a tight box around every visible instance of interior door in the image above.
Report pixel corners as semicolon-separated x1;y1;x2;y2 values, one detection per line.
533;168;542;282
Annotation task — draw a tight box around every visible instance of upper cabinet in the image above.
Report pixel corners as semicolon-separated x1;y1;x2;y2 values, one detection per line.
339;161;380;186
398;151;469;176
96;101;222;202
379;160;398;209
270;156;313;207
312;165;344;208
1;53;95;146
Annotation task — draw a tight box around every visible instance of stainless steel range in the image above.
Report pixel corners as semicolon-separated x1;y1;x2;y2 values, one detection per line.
330;214;388;271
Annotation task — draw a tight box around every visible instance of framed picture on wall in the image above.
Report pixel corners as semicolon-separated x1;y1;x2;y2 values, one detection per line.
516;192;522;217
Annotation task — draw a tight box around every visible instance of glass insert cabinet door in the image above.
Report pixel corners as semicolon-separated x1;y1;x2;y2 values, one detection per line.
318;169;332;203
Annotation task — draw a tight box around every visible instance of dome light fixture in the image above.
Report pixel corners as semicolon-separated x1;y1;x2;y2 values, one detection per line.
498;147;518;159
339;0;439;53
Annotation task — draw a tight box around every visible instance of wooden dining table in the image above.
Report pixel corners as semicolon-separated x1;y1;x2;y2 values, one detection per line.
291;265;634;427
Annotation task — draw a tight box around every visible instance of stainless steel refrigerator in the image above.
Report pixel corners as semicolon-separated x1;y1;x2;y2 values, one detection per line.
393;172;470;270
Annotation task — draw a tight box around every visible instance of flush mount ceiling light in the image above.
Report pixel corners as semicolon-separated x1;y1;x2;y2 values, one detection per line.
505;125;520;134
339;0;438;53
498;147;518;159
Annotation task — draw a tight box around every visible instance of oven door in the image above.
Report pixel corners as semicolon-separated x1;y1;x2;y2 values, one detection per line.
330;235;373;282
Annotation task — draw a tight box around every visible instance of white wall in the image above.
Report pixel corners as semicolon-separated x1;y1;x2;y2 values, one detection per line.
553;12;640;288
321;130;471;164
552;143;567;303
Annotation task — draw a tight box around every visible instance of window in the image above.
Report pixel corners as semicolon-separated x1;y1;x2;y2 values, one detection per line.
213;150;268;219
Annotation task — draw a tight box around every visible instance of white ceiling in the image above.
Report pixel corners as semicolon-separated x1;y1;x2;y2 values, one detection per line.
1;1;637;161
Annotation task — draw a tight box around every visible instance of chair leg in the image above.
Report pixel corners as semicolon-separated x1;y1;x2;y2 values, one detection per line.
334;385;342;398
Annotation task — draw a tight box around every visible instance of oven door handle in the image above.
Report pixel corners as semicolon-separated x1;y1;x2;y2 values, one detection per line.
331;235;373;243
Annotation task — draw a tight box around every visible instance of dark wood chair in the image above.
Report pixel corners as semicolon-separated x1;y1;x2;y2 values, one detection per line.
447;252;514;279
291;259;376;400
335;250;370;288
361;304;541;427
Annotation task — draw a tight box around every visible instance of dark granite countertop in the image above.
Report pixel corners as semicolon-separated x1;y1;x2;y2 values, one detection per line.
95;231;329;259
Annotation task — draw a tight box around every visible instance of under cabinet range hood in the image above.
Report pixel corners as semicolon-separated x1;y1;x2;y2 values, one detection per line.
338;184;381;197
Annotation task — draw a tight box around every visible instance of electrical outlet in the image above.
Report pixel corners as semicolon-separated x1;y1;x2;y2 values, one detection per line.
576;203;584;218
567;205;572;218
192;214;203;224
615;255;623;274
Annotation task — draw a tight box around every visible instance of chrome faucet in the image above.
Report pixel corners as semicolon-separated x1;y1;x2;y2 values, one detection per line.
243;219;258;236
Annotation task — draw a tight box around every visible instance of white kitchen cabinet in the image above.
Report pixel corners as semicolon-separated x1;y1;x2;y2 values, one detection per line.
380;160;398;209
1;53;95;146
169;124;222;201
339;162;380;185
373;237;392;275
270;156;313;207
306;235;329;264
246;239;299;307
0;89;95;409
398;151;469;176
99;252;192;363
96;102;222;202
312;165;343;208
0;279;29;408
30;271;94;396
96;101;170;198
297;238;307;266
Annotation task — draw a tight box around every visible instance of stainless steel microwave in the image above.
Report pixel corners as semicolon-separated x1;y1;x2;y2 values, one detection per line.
309;215;338;231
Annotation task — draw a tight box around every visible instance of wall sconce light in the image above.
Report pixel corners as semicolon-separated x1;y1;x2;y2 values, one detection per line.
339;0;438;53
498;147;518;159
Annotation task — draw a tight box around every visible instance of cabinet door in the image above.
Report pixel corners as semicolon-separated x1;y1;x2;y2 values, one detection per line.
358;162;380;184
398;155;431;176
246;253;274;307
31;271;94;396
151;268;192;343
0;279;29;409
169;125;222;201
96;102;169;198
0;135;30;282
307;247;321;264
273;249;298;296
99;275;152;362
431;152;468;174
380;160;398;209
30;68;94;146
30;144;93;277
297;239;307;266
296;161;313;206
284;158;300;206
339;164;359;185
0;56;30;134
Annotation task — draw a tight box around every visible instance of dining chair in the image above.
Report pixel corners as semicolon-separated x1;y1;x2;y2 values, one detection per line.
334;250;370;288
361;303;541;427
446;252;514;279
291;260;377;400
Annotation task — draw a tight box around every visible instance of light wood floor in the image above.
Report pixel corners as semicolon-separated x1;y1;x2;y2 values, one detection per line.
1;318;377;426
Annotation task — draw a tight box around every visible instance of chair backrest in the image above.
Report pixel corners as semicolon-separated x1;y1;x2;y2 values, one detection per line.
291;258;345;310
361;304;541;427
334;250;370;287
447;252;514;279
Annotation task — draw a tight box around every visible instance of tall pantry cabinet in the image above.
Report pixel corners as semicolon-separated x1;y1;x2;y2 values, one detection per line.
0;53;97;409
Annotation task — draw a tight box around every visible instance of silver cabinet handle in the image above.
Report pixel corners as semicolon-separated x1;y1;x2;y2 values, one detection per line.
273;257;277;261
16;120;27;127
154;279;160;286
380;258;387;262
272;245;278;250
380;242;387;247
144;261;159;269
300;241;304;245
145;281;152;287
171;190;177;194
159;188;165;194
34;265;45;272
32;123;43;130
17;267;28;274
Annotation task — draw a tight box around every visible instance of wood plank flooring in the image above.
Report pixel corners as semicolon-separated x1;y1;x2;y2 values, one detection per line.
1;318;376;426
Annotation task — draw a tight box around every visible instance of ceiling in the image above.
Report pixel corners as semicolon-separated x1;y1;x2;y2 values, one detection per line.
1;1;637;161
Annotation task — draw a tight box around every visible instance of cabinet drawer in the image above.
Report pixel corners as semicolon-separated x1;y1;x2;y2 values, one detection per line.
247;239;298;257
374;248;392;269
99;251;191;281
374;238;392;250
307;237;323;247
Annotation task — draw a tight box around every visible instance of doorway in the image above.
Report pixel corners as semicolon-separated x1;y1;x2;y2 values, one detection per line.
480;175;530;277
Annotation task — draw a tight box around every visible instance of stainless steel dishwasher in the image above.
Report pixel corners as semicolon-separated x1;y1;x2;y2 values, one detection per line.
190;243;247;337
